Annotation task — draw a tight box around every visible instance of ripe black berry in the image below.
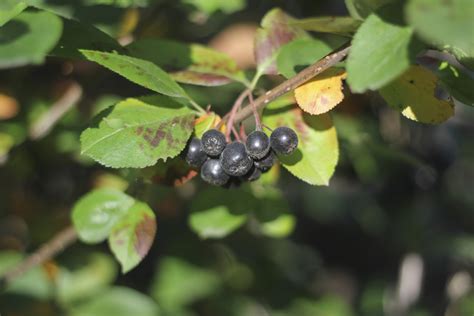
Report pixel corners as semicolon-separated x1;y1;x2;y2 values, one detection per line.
220;142;253;176
200;159;229;186
201;129;226;157
270;127;298;155
245;130;270;159
241;166;261;182
184;137;207;168
254;150;275;172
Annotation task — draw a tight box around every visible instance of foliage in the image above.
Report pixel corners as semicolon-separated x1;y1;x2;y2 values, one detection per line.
0;0;473;315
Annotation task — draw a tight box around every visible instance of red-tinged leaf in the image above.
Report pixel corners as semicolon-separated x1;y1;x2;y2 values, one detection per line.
127;39;247;86
171;71;233;86
109;202;156;273
254;8;309;75
80;96;195;169
289;16;361;35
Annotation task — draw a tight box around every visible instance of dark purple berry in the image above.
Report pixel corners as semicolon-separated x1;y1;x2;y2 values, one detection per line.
184;137;207;168
220;142;253;176
201;129;226;157
241;166;261;182
254;151;275;172
270;126;298;155
200;159;230;186
245;130;270;159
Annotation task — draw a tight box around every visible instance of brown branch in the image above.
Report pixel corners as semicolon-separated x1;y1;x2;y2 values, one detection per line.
0;226;77;289
227;45;351;126
29;82;83;140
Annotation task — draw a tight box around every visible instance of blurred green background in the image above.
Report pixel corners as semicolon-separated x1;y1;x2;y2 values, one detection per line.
1;0;474;315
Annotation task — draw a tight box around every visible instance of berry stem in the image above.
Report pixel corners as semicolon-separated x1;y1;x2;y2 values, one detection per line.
248;92;262;131
222;45;351;126
262;124;273;132
239;124;247;141
221;89;251;142
231;126;242;142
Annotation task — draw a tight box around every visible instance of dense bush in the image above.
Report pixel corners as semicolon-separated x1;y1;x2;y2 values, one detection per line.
0;0;473;315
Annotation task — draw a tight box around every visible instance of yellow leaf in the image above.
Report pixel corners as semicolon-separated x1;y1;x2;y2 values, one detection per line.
194;112;224;137
118;8;140;38
379;65;454;124
294;68;346;115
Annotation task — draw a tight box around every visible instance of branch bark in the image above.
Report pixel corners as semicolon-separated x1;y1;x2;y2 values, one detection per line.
228;45;351;126
0;226;77;289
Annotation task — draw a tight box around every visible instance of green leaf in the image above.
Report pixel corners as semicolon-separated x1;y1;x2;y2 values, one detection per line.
254;190;295;238
81;0;150;7
437;64;474;106
51;17;125;60
127;39;247;86
290;16;361;35
406;0;474;59
255;8;309;75
263;104;339;186
80;95;195;168
80;50;190;101
274;296;354;316
277;38;333;78
0;11;62;69
72;188;135;243
70;286;159;316
150;256;220;309
57;253;118;304
347;6;419;93
344;0;397;20
0;132;15;157
0;251;53;299
189;207;247;239
459;293;474;316
252;187;289;216
188;188;256;239
109;202;156;273
379;65;455;124
0;0;27;27
260;214;296;238
183;0;245;14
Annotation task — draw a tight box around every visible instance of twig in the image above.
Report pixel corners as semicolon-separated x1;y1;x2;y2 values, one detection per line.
0;226;77;289
226;45;351;126
29;82;83;140
221;89;251;141
248;92;262;130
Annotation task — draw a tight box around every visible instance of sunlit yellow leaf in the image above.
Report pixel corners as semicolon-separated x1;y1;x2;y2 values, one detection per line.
380;65;454;124
294;68;346;115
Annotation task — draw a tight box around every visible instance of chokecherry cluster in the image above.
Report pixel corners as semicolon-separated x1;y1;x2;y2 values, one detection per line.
184;126;298;187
